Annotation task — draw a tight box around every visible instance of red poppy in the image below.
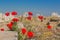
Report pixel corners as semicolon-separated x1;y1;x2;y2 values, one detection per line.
28;12;33;16
21;28;27;34
5;12;10;16
11;11;17;16
47;25;52;29
38;16;44;20
1;28;4;31
12;18;19;22
26;16;32;20
7;22;13;30
27;32;34;38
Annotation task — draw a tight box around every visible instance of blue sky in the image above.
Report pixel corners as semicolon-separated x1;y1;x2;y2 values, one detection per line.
0;0;60;16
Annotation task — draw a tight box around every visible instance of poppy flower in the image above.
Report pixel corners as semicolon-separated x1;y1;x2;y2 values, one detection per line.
5;12;10;16
21;28;27;34
7;22;13;30
1;28;4;31
38;16;44;20
47;25;52;29
11;11;17;16
27;32;34;38
28;12;33;16
26;16;32;20
12;18;19;22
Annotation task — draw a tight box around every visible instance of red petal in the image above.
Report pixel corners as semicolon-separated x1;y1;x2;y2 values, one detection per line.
21;28;27;34
47;25;52;29
7;23;13;30
26;16;32;20
12;18;19;22
11;11;17;15
5;12;10;16
38;16;43;20
27;32;34;38
28;12;33;16
1;28;4;31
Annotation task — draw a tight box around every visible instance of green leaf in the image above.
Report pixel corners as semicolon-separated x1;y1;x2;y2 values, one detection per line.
12;26;18;31
18;33;23;40
12;22;18;31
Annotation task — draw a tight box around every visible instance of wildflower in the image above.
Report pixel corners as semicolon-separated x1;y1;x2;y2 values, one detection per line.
11;11;17;16
38;16;44;22
27;31;34;38
21;28;27;34
26;16;32;20
47;25;52;29
38;16;43;20
12;18;19;22
7;22;13;30
0;28;4;31
28;12;33;16
5;12;10;16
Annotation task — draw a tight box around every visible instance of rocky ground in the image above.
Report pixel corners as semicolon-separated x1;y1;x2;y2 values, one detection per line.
0;31;18;40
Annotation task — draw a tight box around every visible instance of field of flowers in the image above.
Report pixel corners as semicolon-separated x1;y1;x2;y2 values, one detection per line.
0;11;60;40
